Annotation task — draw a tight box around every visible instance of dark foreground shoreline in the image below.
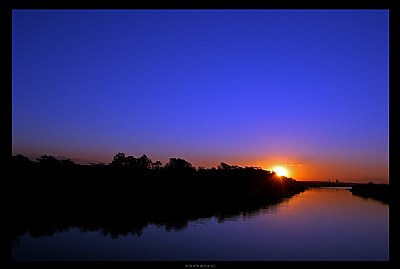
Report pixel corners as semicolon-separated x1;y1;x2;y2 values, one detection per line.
298;180;389;205
9;156;307;242
8;154;389;243
348;182;390;204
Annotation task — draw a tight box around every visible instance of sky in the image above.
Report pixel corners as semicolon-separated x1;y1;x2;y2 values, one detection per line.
12;10;389;182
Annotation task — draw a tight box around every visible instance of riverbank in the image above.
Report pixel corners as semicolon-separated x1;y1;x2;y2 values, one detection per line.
348;182;390;204
298;180;389;204
10;156;307;241
298;180;358;188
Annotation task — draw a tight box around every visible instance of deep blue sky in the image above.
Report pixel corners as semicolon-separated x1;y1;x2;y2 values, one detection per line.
12;10;388;181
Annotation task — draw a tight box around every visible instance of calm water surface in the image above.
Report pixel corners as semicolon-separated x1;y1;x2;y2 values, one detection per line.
12;188;389;261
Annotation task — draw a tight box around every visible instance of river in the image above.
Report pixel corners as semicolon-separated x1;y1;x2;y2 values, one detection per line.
12;187;389;261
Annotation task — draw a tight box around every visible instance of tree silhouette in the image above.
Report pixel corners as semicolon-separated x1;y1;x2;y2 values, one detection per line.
125;155;137;168
111;152;127;167
111;153;153;170
152;160;162;169
61;158;77;167
36;155;61;167
218;162;231;170
12;154;33;167
165;158;194;171
10;151;316;242
136;154;152;170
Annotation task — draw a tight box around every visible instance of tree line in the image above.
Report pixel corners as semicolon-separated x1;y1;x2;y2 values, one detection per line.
11;152;278;175
9;152;306;241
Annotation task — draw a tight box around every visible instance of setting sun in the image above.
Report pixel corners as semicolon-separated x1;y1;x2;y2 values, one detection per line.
273;166;289;177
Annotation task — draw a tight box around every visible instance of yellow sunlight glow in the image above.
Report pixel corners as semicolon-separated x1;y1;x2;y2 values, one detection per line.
273;166;289;177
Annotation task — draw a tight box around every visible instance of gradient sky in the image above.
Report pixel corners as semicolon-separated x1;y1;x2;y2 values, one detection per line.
12;10;389;182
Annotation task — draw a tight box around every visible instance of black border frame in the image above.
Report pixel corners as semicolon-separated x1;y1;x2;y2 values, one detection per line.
1;1;398;268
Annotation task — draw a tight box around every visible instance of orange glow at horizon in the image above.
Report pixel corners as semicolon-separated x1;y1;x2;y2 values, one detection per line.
272;166;289;177
31;151;387;183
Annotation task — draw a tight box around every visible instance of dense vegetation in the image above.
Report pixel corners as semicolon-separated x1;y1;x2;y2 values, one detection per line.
10;153;307;241
349;182;390;204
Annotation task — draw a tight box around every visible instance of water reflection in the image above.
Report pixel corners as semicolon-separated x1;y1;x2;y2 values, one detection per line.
11;192;295;242
12;188;388;261
10;161;308;244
